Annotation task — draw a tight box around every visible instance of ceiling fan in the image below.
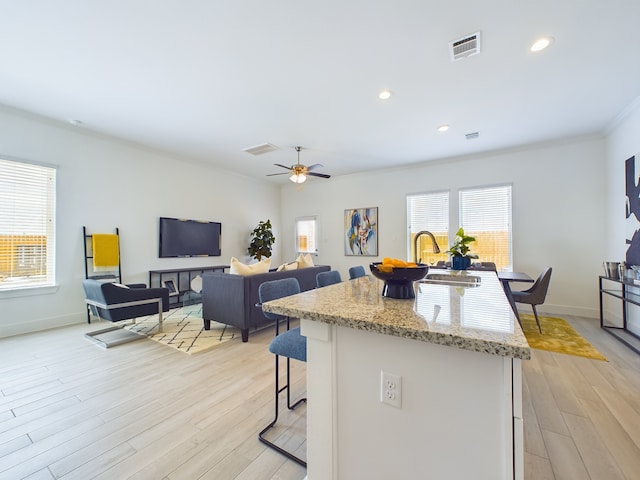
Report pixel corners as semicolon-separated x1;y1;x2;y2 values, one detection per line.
266;146;331;183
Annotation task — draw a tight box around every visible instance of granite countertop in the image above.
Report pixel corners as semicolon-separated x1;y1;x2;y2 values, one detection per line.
262;269;531;360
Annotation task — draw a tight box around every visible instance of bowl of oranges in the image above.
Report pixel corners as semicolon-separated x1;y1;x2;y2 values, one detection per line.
370;258;429;299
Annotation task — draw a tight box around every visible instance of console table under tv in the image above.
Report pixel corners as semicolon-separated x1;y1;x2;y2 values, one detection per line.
149;265;229;307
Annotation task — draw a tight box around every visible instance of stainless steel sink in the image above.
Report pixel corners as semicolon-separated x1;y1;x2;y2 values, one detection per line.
418;273;481;287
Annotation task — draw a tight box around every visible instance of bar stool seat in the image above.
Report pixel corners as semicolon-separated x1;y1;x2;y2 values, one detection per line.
269;327;306;361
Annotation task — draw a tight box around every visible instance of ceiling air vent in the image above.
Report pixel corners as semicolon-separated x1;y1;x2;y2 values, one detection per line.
243;143;279;155
465;132;480;140
449;32;481;61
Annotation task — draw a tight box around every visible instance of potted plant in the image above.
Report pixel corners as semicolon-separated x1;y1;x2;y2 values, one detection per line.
248;219;275;261
446;227;478;270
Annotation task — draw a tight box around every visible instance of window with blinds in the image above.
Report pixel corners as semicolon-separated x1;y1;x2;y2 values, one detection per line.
459;184;512;271
407;191;449;264
0;157;57;290
295;216;318;254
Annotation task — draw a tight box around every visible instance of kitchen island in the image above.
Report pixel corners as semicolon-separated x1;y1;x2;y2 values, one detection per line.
263;269;530;480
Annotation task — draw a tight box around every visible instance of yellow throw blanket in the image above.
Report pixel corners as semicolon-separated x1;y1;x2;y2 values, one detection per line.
92;234;120;271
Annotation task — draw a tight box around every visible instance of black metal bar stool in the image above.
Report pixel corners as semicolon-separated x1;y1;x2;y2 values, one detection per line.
258;278;307;467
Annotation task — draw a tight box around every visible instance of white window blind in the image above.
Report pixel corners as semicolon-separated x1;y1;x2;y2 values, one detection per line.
0;157;56;290
459;184;512;270
295;216;317;254
407;191;449;264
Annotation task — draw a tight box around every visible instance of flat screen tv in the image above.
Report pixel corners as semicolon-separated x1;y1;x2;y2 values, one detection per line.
159;217;222;258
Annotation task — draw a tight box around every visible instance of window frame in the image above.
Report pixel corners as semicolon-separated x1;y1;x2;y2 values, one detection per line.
406;190;450;265
458;183;513;271
406;184;513;270
295;215;319;255
0;155;57;294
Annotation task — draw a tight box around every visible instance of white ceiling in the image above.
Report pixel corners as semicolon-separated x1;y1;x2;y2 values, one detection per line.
1;1;639;182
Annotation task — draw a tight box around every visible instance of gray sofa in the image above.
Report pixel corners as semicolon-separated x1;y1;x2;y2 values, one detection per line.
201;265;330;342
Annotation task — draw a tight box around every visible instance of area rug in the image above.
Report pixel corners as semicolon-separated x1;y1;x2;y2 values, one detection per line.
520;313;607;361
125;304;241;355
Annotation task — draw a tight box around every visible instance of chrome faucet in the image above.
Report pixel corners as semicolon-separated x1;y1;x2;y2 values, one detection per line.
413;230;441;264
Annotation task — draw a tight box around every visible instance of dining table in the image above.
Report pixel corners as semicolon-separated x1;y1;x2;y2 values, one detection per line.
497;271;534;324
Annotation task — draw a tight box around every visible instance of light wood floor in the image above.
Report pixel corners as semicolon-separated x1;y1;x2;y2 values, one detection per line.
522;315;640;480
0;315;639;479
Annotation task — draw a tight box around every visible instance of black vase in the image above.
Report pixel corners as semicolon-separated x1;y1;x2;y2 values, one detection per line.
451;256;471;270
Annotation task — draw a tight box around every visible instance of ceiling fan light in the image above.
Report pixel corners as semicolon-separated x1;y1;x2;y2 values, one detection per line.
290;173;306;184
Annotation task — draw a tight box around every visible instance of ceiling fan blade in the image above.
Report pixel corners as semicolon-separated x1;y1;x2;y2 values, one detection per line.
266;172;289;176
306;163;324;171
273;163;292;170
308;172;331;179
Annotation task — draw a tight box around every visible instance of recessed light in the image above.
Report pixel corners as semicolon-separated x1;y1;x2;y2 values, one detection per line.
530;36;554;52
68;119;83;126
378;89;392;100
437;124;450;132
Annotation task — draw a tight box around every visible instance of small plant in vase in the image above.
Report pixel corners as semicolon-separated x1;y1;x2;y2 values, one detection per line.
446;227;478;270
248;219;275;261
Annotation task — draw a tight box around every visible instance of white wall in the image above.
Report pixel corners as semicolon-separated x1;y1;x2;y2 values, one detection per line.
280;137;606;318
604;97;640;334
4;97;629;338
0;106;282;338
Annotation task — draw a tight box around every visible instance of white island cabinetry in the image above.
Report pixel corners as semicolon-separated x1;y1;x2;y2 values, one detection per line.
264;270;530;480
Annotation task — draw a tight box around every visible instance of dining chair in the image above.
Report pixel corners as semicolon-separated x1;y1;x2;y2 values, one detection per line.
468;262;497;271
316;270;342;287
511;267;552;333
257;278;307;467
348;265;366;279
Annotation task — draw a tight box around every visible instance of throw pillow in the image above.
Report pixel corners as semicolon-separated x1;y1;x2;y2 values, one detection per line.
276;261;298;272
230;257;271;276
296;253;315;269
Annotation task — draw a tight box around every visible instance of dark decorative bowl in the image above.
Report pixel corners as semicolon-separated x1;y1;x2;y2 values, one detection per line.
369;262;429;299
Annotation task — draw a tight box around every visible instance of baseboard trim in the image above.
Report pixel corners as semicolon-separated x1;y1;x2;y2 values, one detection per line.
0;312;85;339
532;304;598;320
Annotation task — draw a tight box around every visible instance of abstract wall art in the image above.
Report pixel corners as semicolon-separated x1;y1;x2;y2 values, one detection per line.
625;155;640;266
344;207;378;256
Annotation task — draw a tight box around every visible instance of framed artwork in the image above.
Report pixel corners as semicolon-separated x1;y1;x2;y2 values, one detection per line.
625;155;640;266
344;207;378;256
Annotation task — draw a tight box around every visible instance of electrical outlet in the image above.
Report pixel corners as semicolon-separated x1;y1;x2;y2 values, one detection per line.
380;370;402;408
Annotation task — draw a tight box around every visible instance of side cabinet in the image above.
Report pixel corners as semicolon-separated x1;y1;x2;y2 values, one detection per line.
599;275;640;354
149;265;228;307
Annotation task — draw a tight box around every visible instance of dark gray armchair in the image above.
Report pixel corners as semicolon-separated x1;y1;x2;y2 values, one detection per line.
82;279;170;347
